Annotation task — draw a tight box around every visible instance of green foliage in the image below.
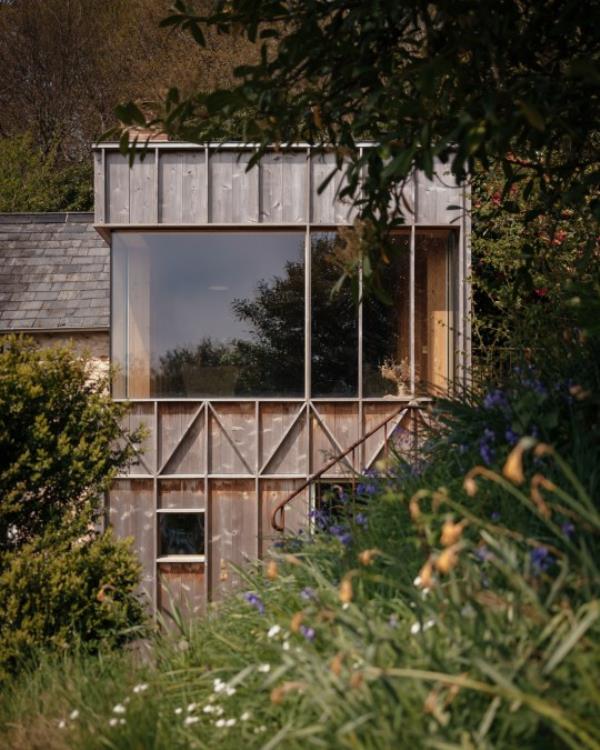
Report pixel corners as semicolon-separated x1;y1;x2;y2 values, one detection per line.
0;336;139;550
0;133;92;212
0;336;147;679
1;432;599;747
0;528;145;682
115;0;600;257
470;166;599;373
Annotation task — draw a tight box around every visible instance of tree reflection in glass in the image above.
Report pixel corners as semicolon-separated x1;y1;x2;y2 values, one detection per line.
311;233;359;396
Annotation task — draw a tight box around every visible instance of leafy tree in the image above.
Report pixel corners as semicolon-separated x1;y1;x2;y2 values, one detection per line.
0;133;92;211
114;1;599;258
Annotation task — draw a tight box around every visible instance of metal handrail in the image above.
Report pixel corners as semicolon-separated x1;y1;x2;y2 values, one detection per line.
270;401;423;531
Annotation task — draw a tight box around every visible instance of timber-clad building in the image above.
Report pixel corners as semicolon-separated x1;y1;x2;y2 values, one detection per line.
0;143;471;618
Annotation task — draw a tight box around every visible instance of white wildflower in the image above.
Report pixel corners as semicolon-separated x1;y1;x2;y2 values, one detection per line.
254;725;267;734
282;640;290;651
203;705;215;714
213;678;226;693
225;686;236;696
184;716;200;726
108;718;118;727
178;639;189;652
69;709;79;720
410;618;436;635
214;705;224;716
342;603;350;610
240;711;252;721
413;575;422;587
267;624;281;638
112;703;126;714
58;719;67;729
119;719;126;726
257;663;271;673
225;718;236;727
133;683;148;694
215;718;226;728
187;703;197;713
174;707;183;715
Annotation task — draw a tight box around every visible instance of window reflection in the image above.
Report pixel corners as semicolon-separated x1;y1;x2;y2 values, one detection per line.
363;235;411;396
311;233;359;396
158;513;205;557
112;232;305;398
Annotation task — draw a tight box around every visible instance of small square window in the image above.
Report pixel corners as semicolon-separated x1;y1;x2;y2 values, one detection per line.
158;513;205;557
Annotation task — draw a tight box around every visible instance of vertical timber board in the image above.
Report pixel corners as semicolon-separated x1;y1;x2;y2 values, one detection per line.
427;238;449;392
158;403;206;475
311;153;355;224
210;151;259;223
106;152;130;223
130;152;156;223
209;479;257;599
415;161;463;225
181;151;208;223
262;406;309;475
363;403;405;467
122;403;156;475
260;480;308;554
159;151;183;223
312;403;360;476
260;403;304;470
209;403;255;475
108;479;154;604
158;563;205;620
93;151;105;223
158;479;206;509
260;152;307;223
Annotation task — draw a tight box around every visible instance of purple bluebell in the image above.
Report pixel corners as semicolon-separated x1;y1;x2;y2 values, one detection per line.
483;389;508;410
530;546;554;574
300;587;316;601
490;511;501;522
299;625;316;641
479;441;495;465
561;521;575;538
244;592;265;615
505;428;519;445
355;512;368;527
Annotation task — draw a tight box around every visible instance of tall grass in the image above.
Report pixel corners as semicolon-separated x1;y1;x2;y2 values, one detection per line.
1;435;598;749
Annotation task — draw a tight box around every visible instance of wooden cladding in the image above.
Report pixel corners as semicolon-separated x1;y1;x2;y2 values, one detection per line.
94;146;466;226
108;400;424;617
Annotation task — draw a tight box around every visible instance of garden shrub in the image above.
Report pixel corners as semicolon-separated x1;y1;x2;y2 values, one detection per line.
0;336;137;551
0;336;147;677
0;528;144;681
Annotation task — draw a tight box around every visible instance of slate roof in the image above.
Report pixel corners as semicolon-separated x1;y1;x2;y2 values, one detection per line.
0;213;109;331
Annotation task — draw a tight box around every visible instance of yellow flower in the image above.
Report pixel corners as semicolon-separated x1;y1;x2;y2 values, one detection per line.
266;560;278;580
503;437;536;485
440;519;466;547
358;548;380;566
435;544;461;574
417;558;434;589
290;612;304;633
339;575;353;604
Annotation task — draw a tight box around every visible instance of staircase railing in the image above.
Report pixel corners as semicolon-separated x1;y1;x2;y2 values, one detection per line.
270;401;427;531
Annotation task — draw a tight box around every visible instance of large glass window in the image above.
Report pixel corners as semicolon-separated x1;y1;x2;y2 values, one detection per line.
112;229;458;399
311;233;359;396
112;232;305;398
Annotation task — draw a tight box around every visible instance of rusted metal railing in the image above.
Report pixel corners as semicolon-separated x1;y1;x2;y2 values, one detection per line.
270;401;426;531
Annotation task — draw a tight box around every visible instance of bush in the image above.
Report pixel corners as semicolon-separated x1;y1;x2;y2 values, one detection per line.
0;528;144;681
0;133;92;212
0;336;136;551
0;336;147;677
